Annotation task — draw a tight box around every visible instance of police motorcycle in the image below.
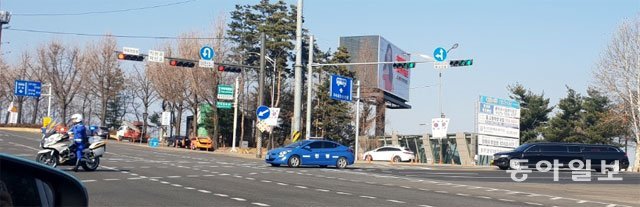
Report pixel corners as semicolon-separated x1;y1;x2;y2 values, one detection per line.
35;122;106;171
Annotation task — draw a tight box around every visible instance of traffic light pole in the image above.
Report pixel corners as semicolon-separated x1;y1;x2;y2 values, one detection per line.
354;80;361;161
231;76;240;152
305;35;313;139
292;0;304;137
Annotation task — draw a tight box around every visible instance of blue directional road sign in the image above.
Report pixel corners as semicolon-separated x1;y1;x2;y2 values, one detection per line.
14;80;42;97
149;137;160;148
200;46;215;61
330;74;352;102
257;105;271;120
433;47;447;62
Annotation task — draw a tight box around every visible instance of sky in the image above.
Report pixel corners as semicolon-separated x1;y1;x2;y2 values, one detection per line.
1;0;638;135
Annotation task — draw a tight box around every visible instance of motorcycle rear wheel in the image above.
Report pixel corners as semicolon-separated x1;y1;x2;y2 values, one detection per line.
81;156;100;171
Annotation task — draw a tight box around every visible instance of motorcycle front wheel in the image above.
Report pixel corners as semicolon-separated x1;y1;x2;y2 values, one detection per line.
36;152;58;168
81;156;100;171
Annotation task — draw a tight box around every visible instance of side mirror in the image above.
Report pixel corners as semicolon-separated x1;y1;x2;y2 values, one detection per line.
0;154;88;206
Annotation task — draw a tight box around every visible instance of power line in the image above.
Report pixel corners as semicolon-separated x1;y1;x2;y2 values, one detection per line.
13;0;196;16
5;28;227;40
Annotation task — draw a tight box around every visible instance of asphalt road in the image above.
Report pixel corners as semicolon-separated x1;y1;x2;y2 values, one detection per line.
1;129;638;207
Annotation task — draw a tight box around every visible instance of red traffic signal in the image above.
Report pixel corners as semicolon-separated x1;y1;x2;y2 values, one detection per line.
117;53;144;61
217;65;241;73
168;59;195;68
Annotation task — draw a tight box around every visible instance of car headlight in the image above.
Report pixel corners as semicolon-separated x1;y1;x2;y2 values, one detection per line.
278;151;289;157
499;154;509;158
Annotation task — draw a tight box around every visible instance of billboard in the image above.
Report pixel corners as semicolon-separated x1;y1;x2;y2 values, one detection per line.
339;35;411;105
476;95;521;156
378;37;410;101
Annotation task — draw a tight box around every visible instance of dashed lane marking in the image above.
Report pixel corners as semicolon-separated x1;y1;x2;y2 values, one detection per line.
524;202;543;206
499;199;515;202
198;190;211;193
231;198;247;201
251;202;270;206
359;195;376;199
386;200;406;204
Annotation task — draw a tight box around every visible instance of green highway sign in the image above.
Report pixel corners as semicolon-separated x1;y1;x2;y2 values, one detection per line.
217;84;234;100
216;101;232;109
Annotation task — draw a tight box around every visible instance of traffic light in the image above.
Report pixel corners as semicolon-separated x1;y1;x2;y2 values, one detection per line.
169;59;195;68
449;59;473;67
117;53;144;61
392;62;416;69
217;65;241;73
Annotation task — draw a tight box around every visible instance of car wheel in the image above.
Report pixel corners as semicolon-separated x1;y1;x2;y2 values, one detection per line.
287;155;300;168
336;157;348;169
498;166;508;170
271;164;280;167
190;143;197;150
364;155;372;161
392;156;401;163
117;136;123;141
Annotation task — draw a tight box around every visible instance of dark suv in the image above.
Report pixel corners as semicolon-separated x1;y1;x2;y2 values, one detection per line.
493;142;629;171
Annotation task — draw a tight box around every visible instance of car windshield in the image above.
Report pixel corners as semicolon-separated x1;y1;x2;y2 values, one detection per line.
514;144;532;152
284;140;312;148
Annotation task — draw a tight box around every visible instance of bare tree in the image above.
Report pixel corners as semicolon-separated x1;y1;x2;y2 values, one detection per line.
128;65;158;136
84;36;125;126
35;41;84;122
148;45;189;137
593;17;640;172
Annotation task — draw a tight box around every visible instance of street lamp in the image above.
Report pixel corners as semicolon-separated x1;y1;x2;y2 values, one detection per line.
248;52;277;108
0;11;11;51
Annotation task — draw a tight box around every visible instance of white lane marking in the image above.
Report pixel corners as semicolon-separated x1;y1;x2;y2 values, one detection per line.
419;188;431;191
419;205;434;207
187;175;200;177
315;189;330;192
150;177;162;179
81;180;96;183
387;200;406;204
550;197;563;200
249;172;258;175
456;193;470;196
167;176;182;178
525;202;543;206
104;178;120;181
184;187;195;190
336;192;352;195
198;190;211;193
400;186;412;189
499;199;515;202
219;173;230;176
231;198;247;201
295;186;308;189
477;196;492;199
245;177;256;180
120;171;130;174
435;191;448;194
577;200;588;203
234;175;243;178
252;202;270;206
214;193;228;197
127;177;143;180
160;181;170;184
527;194;541;197
276;182;288;186
130;173;139;176
149;179;159;181
171;184;183;187
260;180;272;183
359;195;376;199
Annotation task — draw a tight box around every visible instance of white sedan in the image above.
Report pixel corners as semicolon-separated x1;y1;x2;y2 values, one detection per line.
363;146;414;162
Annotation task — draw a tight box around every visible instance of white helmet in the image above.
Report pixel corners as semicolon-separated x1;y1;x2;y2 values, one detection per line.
71;114;83;123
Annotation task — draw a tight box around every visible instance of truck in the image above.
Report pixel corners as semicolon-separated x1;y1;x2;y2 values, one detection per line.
116;121;149;142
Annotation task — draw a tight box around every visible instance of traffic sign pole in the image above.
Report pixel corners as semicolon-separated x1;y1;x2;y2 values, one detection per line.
355;80;361;161
305;35;313;139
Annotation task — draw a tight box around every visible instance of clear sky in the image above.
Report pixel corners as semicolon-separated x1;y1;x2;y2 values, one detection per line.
2;0;638;135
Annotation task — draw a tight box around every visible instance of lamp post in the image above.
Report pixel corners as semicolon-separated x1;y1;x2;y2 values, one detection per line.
0;11;11;51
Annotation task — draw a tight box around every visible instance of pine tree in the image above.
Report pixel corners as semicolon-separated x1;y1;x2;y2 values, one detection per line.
542;87;584;142
508;83;554;143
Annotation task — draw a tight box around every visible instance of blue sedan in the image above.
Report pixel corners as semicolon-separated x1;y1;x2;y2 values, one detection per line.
265;140;355;169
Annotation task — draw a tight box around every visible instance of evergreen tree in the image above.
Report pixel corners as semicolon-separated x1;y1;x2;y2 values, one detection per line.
508;83;554;143
580;88;625;144
542;87;584;142
104;93;126;129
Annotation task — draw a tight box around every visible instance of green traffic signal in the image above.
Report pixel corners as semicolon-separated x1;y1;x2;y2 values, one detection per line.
450;59;474;67
407;62;415;68
392;62;416;69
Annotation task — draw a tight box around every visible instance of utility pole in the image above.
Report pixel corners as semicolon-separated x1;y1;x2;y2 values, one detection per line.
305;35;313;139
0;10;10;51
231;76;239;152
256;33;266;158
292;0;303;137
354;80;361;161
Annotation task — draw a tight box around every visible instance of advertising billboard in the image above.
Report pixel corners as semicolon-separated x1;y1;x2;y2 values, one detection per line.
378;37;411;101
339;35;411;106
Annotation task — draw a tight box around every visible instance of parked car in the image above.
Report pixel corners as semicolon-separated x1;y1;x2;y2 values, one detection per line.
189;137;213;151
363;146;415;162
265;140;355;169
493;142;630;171
116;121;149;142
166;136;190;148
